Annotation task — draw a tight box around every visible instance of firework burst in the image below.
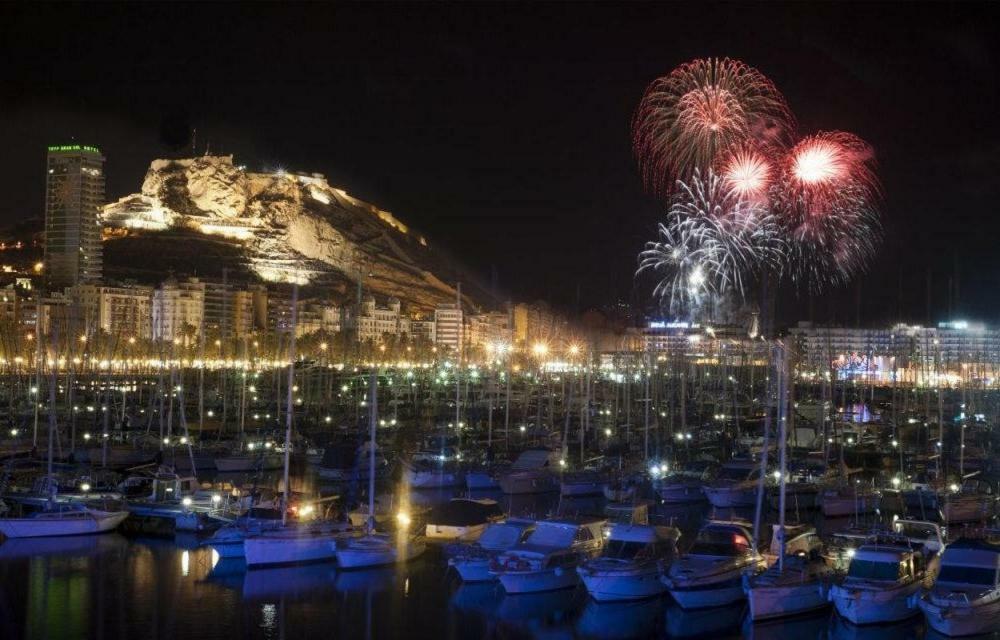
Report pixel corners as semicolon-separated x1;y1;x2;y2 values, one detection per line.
632;57;795;196
637;169;784;313
784;131;879;205
721;146;772;201
635;59;884;301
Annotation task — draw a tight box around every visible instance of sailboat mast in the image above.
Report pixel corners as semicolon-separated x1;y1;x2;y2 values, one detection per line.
777;342;788;572
368;366;377;535
281;284;298;526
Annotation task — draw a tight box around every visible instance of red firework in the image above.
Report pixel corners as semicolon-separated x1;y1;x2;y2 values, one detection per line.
632;57;795;197
785;131;879;203
721;147;772;200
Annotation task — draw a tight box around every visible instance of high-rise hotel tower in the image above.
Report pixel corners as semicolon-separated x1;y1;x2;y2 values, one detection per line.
44;144;104;291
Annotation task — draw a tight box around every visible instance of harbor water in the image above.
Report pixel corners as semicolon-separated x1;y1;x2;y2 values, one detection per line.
0;480;986;640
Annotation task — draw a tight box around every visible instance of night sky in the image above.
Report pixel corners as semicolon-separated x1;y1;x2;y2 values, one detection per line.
2;3;999;326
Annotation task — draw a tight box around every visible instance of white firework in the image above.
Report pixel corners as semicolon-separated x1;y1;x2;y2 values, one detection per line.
637;169;784;314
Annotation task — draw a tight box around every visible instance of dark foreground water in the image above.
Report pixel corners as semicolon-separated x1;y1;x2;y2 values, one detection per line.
0;491;996;640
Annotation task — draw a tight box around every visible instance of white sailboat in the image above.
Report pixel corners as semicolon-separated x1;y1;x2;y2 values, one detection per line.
335;370;426;569
0;503;129;539
745;352;836;621
243;286;340;568
0;335;129;540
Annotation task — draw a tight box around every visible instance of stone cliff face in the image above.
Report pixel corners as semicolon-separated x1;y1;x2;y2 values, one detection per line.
103;155;485;311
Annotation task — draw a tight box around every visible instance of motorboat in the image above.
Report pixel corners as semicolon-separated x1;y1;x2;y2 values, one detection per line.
448;519;536;582
702;462;765;509
829;535;936;625
0;502;129;538
334;532;426;569
918;537;1000;636
424;498;503;543
490;516;607;593
497;448;560;495
661;521;766;609
560;470;608;497
745;526;835;621
657;461;715;504
577;523;680;602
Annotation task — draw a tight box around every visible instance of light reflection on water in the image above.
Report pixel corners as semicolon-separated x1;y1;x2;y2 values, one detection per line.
0;491;995;640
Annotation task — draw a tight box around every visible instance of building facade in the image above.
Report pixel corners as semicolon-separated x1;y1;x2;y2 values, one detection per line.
44;145;104;290
153;278;205;343
434;303;464;354
789;321;1000;385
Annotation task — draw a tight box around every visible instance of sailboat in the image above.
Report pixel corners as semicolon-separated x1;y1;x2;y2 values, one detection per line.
335;370;426;570
745;346;836;621
0;332;129;539
243;286;341;568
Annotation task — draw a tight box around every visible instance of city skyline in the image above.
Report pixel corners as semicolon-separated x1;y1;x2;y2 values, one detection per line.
3;4;1000;324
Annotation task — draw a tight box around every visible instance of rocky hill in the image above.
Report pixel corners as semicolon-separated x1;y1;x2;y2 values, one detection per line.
101;155;493;310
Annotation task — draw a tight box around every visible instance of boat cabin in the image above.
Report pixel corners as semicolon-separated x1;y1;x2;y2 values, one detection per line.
892;519;946;555
475;519;536;551
934;537;1000;589
688;522;757;557
846;545;924;583
602;524;679;561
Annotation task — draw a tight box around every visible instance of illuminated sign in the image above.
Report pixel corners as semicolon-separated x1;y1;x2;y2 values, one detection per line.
648;321;699;329
48;144;101;154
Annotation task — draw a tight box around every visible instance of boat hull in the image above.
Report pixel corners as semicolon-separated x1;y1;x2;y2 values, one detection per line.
920;595;1000;637
450;558;494;582
746;580;829;621
665;576;747;609
830;581;921;625
579;567;667;602
0;511;128;538
244;533;337;567
497;567;579;593
335;537;425;570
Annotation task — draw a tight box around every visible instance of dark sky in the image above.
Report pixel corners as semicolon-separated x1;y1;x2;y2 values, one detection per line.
2;3;999;326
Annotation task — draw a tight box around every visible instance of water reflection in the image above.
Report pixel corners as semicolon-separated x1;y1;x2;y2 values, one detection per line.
742;611;831;640
664;601;744;638
575;597;666;639
243;562;337;600
494;587;579;624
333;565;397;594
828;614;922;640
0;533;126;561
0;476;965;640
450;581;503;617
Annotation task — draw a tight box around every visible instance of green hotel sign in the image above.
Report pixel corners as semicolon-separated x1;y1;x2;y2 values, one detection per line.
48;144;101;154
